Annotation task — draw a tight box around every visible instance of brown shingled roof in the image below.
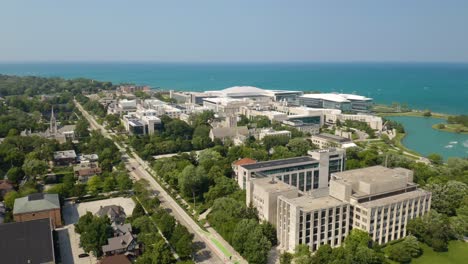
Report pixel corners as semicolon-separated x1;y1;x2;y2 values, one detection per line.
233;158;257;166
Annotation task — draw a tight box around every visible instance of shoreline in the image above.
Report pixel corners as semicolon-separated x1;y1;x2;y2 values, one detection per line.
431;123;468;134
377;110;450;119
392;132;422;157
377;108;468;135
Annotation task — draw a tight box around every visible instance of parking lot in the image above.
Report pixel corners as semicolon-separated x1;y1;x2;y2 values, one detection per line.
57;197;136;264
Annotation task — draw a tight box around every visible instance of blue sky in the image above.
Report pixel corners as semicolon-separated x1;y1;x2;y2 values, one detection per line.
1;0;468;62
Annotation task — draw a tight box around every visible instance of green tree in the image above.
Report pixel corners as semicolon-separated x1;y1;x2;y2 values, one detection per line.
407;211;453;251
102;176;116;192
260;220;278;246
271;146;295;160
242;227;271;264
169;224;194;260
154;209;176;238
22;158;48;177
116;173;133;191
136;239;176;264
310;244;333;264
425;181;468;216
132;202;146;219
87;175;102;195
178;165;209;203
385;235;422;263
6;167;24;184
427;153;443;165
423;110;432;117
263;135;290;150
280;252;293;264
3;190;19;209
204;176;239;206
75;212;113;257
287;138;314;156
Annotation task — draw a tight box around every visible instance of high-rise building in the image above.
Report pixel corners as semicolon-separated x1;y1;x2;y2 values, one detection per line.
276;166;431;252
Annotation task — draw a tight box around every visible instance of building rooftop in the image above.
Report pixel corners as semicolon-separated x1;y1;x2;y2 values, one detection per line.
241;156;316;170
312;133;351;143
332;166;412;184
252;177;297;194
208;86;301;98
128;119;144;127
339;93;372;101
203;97;244;105
102;233;135;253
283;195;345;211
301;93;372;103
301;93;350;103
53;150;77;160
359;188;430;208
233;158;257;166
332;166;413;196
97;205;126;222
0;218;55;264
13;193;60;215
210;126;249;138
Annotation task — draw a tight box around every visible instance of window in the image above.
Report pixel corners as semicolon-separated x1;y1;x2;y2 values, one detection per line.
291;173;298;187
313;170;319;189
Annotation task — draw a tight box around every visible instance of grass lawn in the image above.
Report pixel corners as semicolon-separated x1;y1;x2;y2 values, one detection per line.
432;123;468;134
378;111;449;119
411;241;468;264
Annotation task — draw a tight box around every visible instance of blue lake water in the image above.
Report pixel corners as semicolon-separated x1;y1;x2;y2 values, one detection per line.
387;116;468;159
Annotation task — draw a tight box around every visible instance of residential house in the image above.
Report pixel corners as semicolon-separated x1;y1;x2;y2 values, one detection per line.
102;233;139;257
53;150;77;165
73;162;102;183
96;205;126;225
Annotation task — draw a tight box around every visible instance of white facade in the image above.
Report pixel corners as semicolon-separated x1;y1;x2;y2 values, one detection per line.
326;113;383;131
276;166;431;253
258;129;291;140
238;148;346;192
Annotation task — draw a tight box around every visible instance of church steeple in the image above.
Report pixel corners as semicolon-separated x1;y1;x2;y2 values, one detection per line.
50;106;57;135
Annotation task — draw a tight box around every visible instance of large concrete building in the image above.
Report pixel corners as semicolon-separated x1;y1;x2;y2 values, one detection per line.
207;86;304;104
275;166;431;252
299;93;373;113
236;148;346;191
310;133;357;149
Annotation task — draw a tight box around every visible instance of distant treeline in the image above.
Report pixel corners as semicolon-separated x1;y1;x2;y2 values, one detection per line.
0;74;114;96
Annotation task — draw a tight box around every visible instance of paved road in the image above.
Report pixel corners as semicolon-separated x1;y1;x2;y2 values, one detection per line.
74;100;234;264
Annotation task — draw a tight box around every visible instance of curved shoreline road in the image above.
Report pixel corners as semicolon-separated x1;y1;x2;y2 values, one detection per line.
74;100;245;264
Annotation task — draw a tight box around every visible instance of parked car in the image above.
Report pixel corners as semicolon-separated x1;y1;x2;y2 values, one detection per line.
78;253;89;258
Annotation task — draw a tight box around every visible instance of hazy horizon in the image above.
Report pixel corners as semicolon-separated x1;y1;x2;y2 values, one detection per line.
2;0;468;62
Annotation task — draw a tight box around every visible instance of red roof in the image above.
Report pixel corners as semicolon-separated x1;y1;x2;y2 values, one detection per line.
232;158;257;166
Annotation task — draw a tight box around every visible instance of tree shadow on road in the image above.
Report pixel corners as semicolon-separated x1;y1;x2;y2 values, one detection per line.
193;241;213;262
